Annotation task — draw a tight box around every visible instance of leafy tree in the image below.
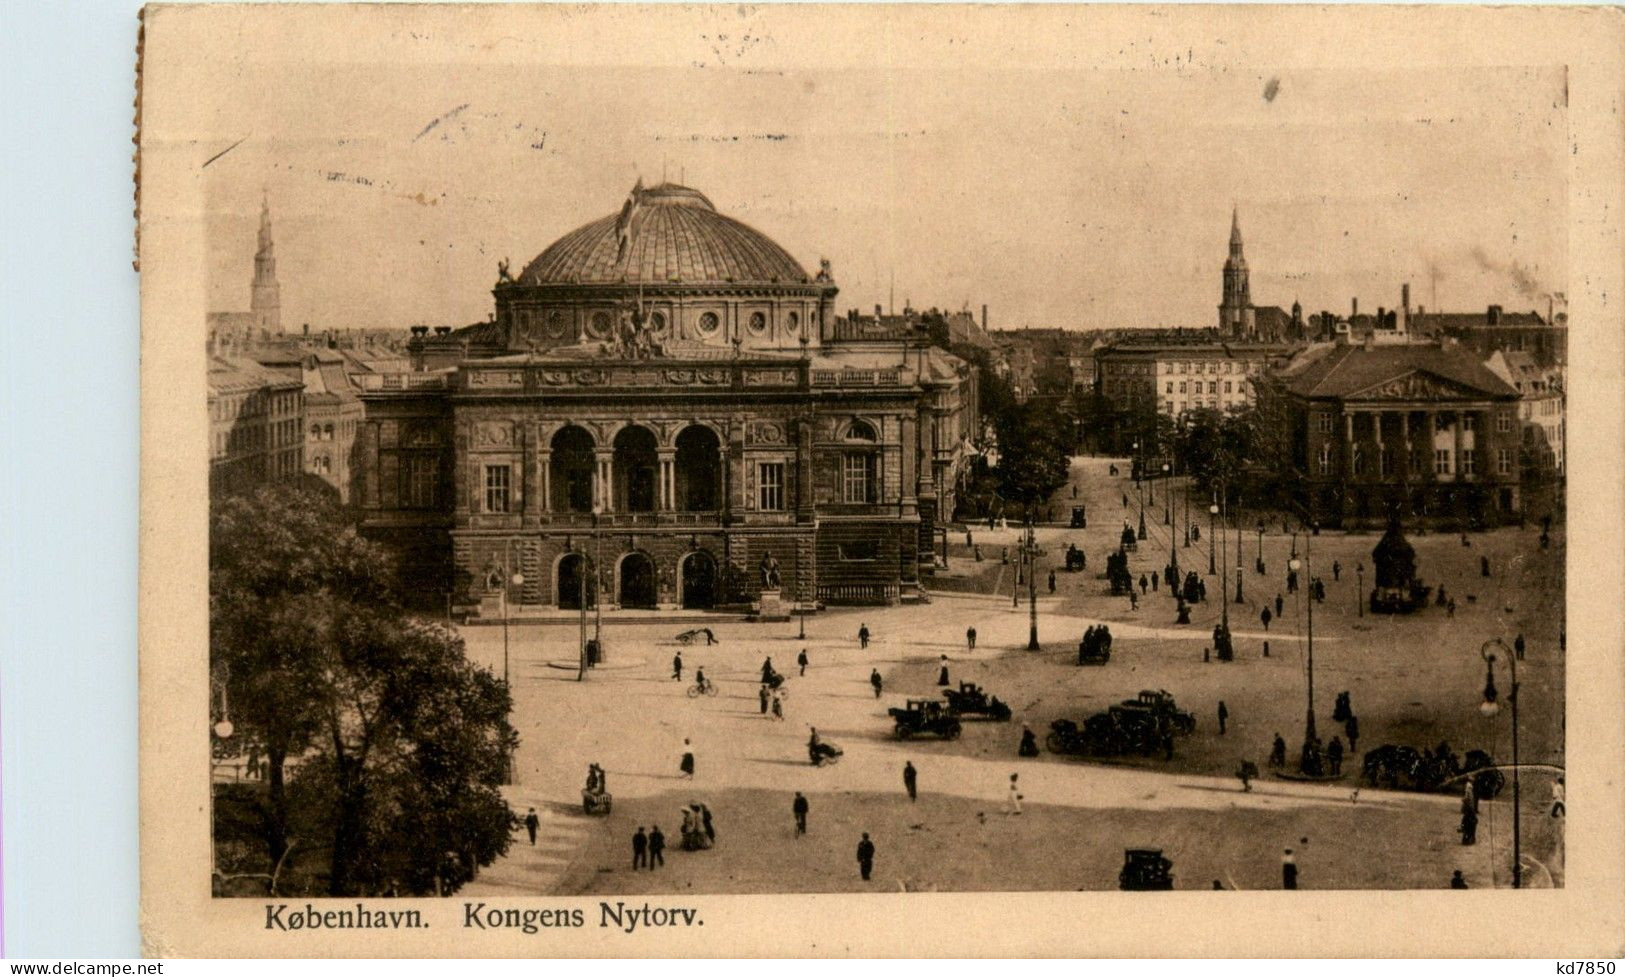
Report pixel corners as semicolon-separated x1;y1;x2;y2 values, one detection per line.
211;484;515;896
992;400;1072;518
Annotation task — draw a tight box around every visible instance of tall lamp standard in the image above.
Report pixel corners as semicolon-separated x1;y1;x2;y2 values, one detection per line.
1026;518;1041;651
1234;503;1244;604
1256;521;1265;569
1290;542;1317;769
1356;562;1365;618
1133;442;1147;541
1183;470;1192;547
1208;495;1218;575
1162;462;1172;525
1479;637;1521;888
593;506;605;662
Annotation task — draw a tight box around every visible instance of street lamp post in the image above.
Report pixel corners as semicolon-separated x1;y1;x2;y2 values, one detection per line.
1290;540;1317;765
1479;637;1521;888
1356;562;1365;618
1162;462;1172;525
1026;519;1041;651
1208;495;1218;575
1183;474;1191;547
1234;507;1244;604
594;511;605;661
1257;521;1265;568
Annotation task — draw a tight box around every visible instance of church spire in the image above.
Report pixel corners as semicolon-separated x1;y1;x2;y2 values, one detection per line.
251;188;282;334
1230;205;1242;247
1219;205;1253;338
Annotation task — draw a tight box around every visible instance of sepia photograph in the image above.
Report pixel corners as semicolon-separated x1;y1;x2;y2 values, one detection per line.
136;2;1624;957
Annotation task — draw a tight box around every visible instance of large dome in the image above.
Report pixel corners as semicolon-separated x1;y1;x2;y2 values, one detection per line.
519;182;811;287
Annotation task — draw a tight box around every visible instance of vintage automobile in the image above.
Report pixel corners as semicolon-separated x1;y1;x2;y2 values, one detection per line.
1077;626;1112;665
1119;849;1174;891
888;699;964;740
1070;506;1087;528
1117;689;1198;736
1369;581;1433;614
941;682;1013;721
1064;543;1086;572
1046;691;1195;758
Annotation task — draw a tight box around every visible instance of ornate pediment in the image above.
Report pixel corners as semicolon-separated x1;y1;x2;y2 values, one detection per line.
1346;370;1485;402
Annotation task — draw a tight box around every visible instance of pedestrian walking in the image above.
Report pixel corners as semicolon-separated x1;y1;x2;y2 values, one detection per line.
1459;805;1478;845
1048;569;1056;594
797;648;809;676
1217;701;1229;735
792;792;809;836
1450;870;1468;889
858;623;871;649
1269;733;1287;768
1236;760;1259;792
648;825;665;868
1262;640;1270;658
1150;573;1158;592
1514;633;1526;660
1130;590;1139;611
1550;777;1565;817
524;807;540;845
672;651;684;681
679;739;695;778
856;833;876;881
937;655;950;686
632;826;649;869
1332;560;1342;581
1447;598;1456;618
1344;715;1359;755
1282;849;1298;890
759;684;770;715
771;688;785;721
870;668;883;698
1197;580;1207;602
1480;555;1491;577
1163;732;1175;760
1275;593;1284;617
1139;574;1149;595
966;626;977;650
1326;736;1344;776
903;760;918;801
1005;773;1023;815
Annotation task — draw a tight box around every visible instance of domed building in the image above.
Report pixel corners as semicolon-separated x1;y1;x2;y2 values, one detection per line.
361;181;978;615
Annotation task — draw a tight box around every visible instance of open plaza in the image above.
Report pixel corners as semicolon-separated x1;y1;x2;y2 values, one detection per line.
456;455;1565;894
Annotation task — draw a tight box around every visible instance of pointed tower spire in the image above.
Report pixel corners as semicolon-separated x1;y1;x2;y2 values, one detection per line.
251;187;282;334
1230;205;1242;247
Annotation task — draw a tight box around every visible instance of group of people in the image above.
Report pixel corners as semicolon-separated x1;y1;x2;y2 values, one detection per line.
1078;624;1113;663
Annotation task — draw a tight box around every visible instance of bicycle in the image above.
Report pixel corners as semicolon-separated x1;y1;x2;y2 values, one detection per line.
687;679;719;698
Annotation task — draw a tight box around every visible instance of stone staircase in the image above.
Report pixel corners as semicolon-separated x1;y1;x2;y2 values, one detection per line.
462;787;594;896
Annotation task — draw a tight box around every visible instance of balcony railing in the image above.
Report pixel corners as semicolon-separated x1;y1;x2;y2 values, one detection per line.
356;372;450;391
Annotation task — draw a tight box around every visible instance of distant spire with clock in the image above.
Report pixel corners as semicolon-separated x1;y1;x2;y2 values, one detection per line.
250;189;282;334
1219;206;1255;339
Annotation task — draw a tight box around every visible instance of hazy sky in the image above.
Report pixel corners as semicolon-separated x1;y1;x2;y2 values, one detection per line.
195;11;1568;333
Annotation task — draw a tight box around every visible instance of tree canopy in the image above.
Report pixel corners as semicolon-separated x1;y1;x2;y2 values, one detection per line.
211;484;515;896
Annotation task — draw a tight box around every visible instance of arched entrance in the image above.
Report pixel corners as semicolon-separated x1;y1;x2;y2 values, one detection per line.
556;553;595;610
680;550;718;609
675;425;722;512
551;426;596;513
613;426;659;513
618;551;658;609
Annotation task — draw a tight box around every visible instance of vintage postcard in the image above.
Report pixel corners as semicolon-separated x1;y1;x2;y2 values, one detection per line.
138;3;1625;957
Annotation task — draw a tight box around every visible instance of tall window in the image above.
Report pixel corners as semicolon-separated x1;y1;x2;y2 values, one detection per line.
484;464;512;513
842;453;877;503
1318;443;1332;475
1497;412;1513;433
1462;414;1476;432
1435;449;1452;475
758;462;785;511
1498;448;1513;475
403;455;439;508
1317;413;1333;434
1461;450;1476;476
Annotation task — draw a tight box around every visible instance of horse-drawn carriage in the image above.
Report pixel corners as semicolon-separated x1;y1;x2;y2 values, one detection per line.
941;682;1013;721
888;699;963;740
1119;849;1174;891
1362;744;1504;797
1078;625;1112;665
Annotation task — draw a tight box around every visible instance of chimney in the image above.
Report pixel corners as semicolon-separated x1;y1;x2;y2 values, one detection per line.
1487;304;1502;326
1352;297;1359;318
435;326;452;336
875;304;883;318
1547;296;1554;324
982;304;988;332
303;322;311;338
410;325;429;338
1402;282;1411;315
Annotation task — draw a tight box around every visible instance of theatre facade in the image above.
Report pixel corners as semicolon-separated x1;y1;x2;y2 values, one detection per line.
354;182;976;614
